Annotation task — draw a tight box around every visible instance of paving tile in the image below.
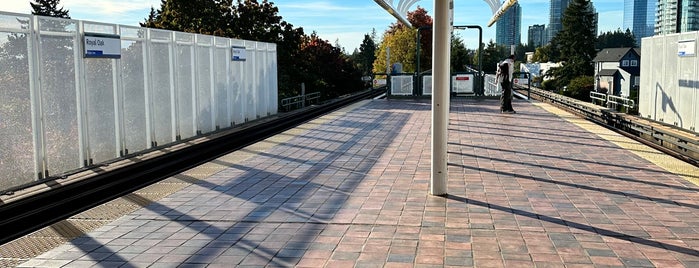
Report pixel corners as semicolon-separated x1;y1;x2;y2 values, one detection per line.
12;99;699;267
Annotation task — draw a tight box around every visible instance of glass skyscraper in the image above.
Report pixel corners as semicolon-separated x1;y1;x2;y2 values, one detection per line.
528;24;546;47
680;0;699;32
547;0;598;44
547;0;569;43
496;2;522;48
656;0;699;34
623;0;656;46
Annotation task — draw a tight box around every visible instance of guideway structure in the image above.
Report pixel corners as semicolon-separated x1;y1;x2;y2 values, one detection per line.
373;0;518;195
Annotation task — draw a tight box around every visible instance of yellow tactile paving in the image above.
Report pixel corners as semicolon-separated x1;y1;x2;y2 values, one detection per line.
535;102;699;186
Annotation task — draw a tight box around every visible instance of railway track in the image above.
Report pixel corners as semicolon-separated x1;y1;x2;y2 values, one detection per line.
0;88;385;246
516;85;699;167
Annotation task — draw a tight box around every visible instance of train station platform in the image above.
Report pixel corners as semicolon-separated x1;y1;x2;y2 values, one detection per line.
8;98;699;267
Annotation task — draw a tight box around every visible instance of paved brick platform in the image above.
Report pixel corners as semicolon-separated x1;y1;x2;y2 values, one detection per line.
17;98;699;267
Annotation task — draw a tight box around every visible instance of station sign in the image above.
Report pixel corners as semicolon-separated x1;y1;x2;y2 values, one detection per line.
678;40;695;57
452;74;474;93
83;33;121;59
232;46;246;61
373;78;387;88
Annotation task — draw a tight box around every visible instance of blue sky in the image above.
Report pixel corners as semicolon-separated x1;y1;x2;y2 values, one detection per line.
2;0;623;52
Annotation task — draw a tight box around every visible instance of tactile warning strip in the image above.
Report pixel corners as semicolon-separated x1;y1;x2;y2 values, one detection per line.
0;101;369;266
535;102;699;186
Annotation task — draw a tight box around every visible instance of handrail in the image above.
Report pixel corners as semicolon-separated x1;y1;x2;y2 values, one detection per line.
513;72;531;100
281;91;321;111
607;94;635;109
590;91;607;106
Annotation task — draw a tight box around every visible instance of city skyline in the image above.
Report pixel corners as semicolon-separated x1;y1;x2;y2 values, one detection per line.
2;0;624;51
496;3;522;48
624;0;655;45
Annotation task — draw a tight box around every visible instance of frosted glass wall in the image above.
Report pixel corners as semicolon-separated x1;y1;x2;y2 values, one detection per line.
641;34;699;133
0;13;35;189
120;26;149;155
0;12;278;192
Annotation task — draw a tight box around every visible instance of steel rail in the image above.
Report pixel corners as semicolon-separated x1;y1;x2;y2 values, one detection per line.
516;85;699;167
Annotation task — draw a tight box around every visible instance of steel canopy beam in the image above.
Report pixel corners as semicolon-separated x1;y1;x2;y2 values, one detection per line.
487;0;519;27
374;0;414;27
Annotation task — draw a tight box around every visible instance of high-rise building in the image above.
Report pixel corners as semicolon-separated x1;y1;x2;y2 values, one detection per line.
547;0;569;43
590;3;600;37
547;0;598;43
656;0;699;34
624;0;656;46
496;2;521;48
528;24;546;47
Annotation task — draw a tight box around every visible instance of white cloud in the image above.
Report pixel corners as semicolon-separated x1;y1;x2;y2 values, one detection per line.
63;0;160;15
2;1;33;13
1;0;160;26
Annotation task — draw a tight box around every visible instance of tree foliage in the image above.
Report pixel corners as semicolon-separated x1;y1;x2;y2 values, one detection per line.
353;31;377;76
408;7;433;72
546;0;597;90
596;28;636;49
561;75;594;101
532;45;551;62
142;0;228;35
515;42;535;61
30;0;70;18
451;34;471;72
373;26;417;73
373;7;432;74
299;33;362;98
475;40;508;73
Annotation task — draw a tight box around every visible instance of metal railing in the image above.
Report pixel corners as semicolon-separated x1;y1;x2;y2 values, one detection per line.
590;92;607;106
485;73;531;99
281;92;320;111
484;74;500;96
512;72;531;100
607;95;635;109
589;92;635;111
524;85;698;163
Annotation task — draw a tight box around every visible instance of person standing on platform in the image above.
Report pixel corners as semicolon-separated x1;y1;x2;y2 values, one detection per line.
496;54;516;113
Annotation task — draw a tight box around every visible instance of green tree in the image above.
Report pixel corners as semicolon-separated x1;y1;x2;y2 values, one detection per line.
298;33;362;99
30;0;70;18
561;75;594;101
515;42;534;62
355;31;377;75
532;45;551;62
373;26;417;74
408;7;433;72
547;0;597;89
475;40;508;73
372;7;433;74
451;34;471;72
596;28;636;49
141;0;228;35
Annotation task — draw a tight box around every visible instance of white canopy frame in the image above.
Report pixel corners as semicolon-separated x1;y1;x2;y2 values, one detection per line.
373;0;519;196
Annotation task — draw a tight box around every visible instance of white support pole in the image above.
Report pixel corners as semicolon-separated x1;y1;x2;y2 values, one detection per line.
431;0;450;196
